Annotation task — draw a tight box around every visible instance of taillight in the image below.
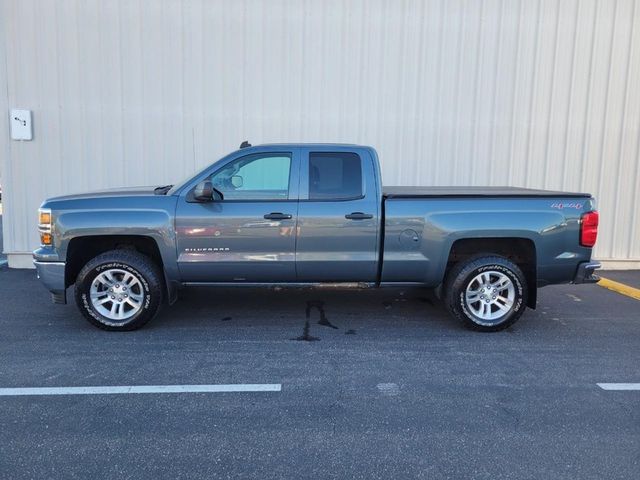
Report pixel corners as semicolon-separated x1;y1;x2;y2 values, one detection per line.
580;211;599;247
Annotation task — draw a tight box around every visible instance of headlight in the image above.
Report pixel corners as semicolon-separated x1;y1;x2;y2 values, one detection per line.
38;208;52;246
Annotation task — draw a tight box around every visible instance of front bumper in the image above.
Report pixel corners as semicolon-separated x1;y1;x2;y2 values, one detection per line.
573;261;601;284
33;261;67;304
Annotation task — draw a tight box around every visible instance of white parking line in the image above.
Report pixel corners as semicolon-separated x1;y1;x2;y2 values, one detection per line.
0;384;282;396
597;383;640;391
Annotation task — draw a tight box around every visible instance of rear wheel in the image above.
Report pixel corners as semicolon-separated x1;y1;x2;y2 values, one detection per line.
444;255;527;332
74;250;163;331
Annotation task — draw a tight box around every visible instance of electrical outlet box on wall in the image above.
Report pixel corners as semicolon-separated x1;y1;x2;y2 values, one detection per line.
10;109;32;140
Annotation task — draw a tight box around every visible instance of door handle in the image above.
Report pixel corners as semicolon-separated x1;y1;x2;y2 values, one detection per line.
264;212;292;220
345;212;373;220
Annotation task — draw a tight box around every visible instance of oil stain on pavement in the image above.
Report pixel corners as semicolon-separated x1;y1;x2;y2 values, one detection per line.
292;300;341;341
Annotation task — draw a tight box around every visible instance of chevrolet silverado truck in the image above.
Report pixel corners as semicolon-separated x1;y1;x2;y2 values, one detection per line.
33;143;600;332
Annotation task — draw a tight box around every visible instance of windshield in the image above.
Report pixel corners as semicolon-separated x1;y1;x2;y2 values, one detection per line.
166;153;231;196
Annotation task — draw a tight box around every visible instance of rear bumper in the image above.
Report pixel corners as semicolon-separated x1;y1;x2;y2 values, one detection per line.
33;261;67;304
573;261;601;284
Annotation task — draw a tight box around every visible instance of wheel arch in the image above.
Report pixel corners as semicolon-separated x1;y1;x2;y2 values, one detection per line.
65;235;177;304
444;237;537;309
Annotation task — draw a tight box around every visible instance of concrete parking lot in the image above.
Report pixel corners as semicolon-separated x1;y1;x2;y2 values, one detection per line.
0;265;639;479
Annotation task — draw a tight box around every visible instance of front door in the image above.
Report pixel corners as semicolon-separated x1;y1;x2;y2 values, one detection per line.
295;148;380;282
176;150;300;282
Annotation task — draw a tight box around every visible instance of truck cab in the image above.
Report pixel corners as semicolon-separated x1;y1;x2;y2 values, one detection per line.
174;144;382;283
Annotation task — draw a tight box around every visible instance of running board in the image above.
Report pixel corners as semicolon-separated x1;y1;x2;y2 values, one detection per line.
181;282;376;289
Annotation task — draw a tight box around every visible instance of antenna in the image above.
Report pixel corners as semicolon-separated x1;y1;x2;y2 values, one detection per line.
240;140;251;149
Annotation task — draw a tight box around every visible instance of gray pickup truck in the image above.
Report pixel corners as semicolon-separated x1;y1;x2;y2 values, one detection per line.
34;143;600;332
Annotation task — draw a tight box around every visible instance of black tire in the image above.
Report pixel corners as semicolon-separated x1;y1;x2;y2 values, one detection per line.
444;255;528;332
74;249;163;331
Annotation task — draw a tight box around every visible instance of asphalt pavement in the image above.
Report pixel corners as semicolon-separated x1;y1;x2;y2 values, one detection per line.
600;269;640;290
0;268;639;479
0;203;5;263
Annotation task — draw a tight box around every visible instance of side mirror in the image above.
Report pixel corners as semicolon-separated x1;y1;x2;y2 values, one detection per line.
193;181;213;201
193;181;223;202
231;175;243;188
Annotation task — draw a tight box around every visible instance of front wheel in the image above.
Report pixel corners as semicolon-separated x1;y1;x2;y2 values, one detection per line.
444;256;528;332
74;250;163;331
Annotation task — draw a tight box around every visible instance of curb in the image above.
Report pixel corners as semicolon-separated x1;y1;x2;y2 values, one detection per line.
598;277;640;301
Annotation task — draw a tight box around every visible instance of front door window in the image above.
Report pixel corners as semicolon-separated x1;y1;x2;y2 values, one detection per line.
210;154;291;200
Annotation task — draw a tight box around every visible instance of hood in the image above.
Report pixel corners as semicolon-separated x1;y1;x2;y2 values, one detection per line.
46;186;161;202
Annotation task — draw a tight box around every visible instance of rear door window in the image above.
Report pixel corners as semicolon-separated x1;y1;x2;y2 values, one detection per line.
308;152;362;200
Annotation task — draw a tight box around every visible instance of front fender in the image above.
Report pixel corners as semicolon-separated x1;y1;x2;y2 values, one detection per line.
56;210;174;261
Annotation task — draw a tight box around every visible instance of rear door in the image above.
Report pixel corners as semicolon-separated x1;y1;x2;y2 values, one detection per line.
295;148;380;282
175;149;300;282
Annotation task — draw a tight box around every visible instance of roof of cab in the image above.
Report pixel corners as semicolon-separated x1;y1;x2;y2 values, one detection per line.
231;143;376;155
241;142;365;148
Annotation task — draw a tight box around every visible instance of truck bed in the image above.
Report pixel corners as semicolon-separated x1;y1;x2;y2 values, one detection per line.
383;186;591;198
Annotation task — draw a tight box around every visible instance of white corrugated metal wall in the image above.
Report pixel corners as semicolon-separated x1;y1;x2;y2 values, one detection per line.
1;0;639;268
